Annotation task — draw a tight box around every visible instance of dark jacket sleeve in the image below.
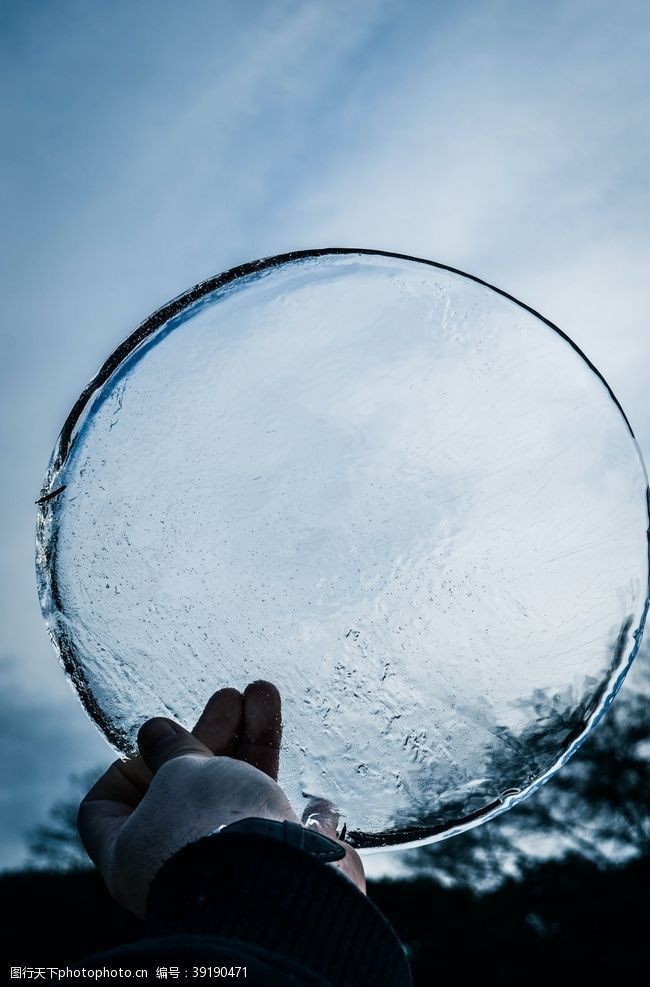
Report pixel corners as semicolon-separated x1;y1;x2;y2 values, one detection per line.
78;830;412;986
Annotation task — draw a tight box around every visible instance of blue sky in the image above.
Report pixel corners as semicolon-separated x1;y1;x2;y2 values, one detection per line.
1;0;649;870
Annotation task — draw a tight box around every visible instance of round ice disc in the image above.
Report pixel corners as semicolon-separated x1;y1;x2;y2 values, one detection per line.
36;249;649;850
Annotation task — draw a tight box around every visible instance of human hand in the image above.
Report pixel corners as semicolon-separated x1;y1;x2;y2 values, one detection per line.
78;681;365;917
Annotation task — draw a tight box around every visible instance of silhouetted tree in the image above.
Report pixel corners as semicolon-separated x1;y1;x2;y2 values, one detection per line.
25;649;649;889
409;647;650;887
26;771;95;871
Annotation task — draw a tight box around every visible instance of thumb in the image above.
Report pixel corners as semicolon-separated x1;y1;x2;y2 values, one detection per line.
137;717;212;774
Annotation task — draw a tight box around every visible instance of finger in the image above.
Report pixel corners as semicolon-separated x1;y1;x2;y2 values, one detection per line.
82;755;152;808
78;756;152;869
192;687;244;755
137;717;213;774
335;842;366;894
302;798;366;893
236;680;282;780
302;797;340;839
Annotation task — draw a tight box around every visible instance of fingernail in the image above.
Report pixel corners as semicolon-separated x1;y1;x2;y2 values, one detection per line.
138;717;178;753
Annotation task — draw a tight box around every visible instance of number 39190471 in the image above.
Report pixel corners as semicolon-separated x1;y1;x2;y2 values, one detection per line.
192;968;247;978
